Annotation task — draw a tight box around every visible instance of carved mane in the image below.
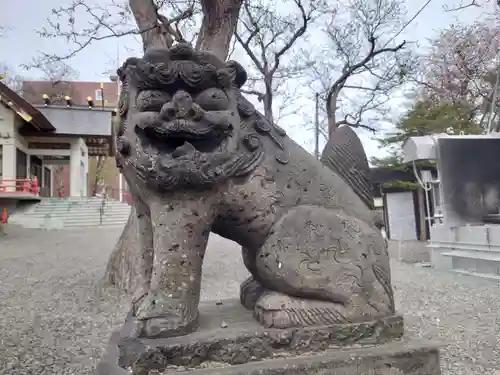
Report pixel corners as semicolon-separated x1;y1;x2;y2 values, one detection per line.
116;43;290;166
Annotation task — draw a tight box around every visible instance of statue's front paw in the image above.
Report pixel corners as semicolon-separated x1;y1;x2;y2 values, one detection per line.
134;294;199;338
141;315;199;338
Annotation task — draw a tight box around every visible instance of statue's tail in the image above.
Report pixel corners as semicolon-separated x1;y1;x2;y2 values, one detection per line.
320;126;374;210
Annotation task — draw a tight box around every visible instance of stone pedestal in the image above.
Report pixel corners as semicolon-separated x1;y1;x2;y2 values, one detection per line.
97;300;441;375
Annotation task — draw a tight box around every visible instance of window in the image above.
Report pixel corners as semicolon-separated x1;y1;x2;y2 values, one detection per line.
95;89;103;101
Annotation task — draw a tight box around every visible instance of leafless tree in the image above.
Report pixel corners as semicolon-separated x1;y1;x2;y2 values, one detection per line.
20;62;80;105
443;0;484;12
0;24;10;37
1;60;79;101
0;63;24;93
308;0;413;138
234;0;322;123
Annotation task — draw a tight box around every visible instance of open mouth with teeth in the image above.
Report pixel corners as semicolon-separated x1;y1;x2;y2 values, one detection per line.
138;120;232;158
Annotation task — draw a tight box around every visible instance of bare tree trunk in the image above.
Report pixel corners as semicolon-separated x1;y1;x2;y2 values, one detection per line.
263;80;274;123
104;0;243;294
196;0;243;60
129;0;173;51
105;208;142;292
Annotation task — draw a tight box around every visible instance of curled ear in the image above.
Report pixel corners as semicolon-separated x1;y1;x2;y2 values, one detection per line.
117;57;139;82
223;60;247;88
168;43;195;61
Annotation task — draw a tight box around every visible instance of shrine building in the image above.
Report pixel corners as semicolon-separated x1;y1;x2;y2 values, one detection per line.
0;80;115;201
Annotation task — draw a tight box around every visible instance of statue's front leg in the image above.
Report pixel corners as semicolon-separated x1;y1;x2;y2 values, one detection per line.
134;198;215;338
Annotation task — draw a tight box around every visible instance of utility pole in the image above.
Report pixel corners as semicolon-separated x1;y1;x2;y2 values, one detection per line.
314;93;320;159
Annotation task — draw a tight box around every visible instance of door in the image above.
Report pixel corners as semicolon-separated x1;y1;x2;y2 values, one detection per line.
386;191;417;241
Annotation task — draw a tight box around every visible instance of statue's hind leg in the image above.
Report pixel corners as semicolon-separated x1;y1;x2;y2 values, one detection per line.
240;247;269;310
252;205;394;328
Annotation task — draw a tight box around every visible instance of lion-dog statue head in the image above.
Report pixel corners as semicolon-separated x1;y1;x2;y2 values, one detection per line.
114;43;265;192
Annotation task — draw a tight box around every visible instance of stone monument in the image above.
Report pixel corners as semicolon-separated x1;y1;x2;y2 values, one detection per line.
98;43;441;375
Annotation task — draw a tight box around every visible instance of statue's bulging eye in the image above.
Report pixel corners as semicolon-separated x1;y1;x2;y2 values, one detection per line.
136;90;171;112
195;88;229;111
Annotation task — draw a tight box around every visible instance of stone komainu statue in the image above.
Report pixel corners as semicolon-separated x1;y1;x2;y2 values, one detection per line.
114;43;394;338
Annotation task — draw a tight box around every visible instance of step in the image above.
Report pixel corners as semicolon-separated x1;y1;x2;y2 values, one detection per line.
27;209;131;216
35;204;130;210
52;218;128;225
452;269;500;281
14;213;131;220
441;250;500;261
34;205;130;211
63;222;128;228
54;218;130;224
63;222;128;227
50;218;129;225
9;199;131;230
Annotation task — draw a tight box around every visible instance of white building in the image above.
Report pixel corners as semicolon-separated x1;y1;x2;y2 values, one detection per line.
0;81;114;202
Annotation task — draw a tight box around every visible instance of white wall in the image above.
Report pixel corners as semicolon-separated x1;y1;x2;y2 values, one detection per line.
386;191;417;241
69;138;89;197
0;104;16;188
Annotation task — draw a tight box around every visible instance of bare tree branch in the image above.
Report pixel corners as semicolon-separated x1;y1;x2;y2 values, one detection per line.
196;0;243;60
325;37;406;135
27;0;199;67
0;63;25;93
241;89;265;101
235;0;321;123
443;0;481;12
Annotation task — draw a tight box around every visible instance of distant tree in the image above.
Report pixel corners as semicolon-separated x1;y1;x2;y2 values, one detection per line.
411;21;499;130
21;62;80;104
0;63;24;93
371;99;483;167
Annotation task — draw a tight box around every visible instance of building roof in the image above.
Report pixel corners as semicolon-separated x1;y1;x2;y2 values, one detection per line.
35;105;114;137
22;80;119;108
370;167;415;184
0;80;55;131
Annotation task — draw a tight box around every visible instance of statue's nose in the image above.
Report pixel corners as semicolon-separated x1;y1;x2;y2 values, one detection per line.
161;90;193;120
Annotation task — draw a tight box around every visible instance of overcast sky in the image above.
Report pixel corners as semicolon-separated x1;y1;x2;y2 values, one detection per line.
0;0;494;159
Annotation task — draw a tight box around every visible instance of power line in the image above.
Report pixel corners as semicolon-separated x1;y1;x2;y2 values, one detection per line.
384;0;433;47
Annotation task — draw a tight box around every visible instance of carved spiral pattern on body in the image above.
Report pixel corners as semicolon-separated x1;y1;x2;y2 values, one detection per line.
236;95;256;118
243;133;262;151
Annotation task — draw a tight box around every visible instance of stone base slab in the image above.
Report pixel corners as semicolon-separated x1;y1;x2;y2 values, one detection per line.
97;299;440;375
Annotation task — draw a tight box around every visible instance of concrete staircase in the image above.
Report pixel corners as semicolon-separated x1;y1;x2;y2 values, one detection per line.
8;197;131;230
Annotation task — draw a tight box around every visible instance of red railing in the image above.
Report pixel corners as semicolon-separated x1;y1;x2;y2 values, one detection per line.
0;178;39;195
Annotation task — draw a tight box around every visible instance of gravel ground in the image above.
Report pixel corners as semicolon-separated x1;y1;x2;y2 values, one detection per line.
1;226;500;375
